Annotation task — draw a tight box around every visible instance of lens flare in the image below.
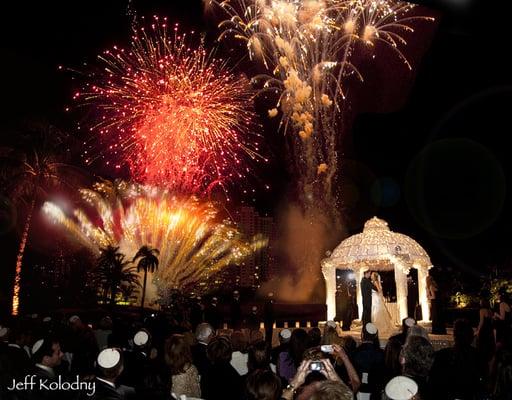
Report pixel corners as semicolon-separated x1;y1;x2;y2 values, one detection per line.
75;17;264;195
43;180;266;295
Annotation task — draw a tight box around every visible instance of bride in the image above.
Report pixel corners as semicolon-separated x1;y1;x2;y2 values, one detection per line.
371;272;395;335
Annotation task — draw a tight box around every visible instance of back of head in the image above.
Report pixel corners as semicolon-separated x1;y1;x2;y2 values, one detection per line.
245;369;282;400
308;327;322;347
289;329;309;367
97;348;124;380
195;323;214;343
165;334;192;375
362;323;379;345
231;330;248;353
247;340;270;372
453;318;474;348
207;336;232;365
32;337;57;365
309;380;352;400
406;325;429;342
401;335;434;378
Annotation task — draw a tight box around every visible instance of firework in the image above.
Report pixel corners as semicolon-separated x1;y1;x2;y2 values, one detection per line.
75;18;264;195
206;0;433;206
43;180;266;296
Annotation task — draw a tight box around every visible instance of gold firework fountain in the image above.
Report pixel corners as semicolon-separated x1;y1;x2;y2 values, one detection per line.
44;180;266;305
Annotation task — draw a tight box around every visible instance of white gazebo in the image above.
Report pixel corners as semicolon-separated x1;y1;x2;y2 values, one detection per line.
321;217;432;323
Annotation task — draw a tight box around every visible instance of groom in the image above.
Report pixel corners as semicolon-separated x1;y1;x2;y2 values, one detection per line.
361;269;377;327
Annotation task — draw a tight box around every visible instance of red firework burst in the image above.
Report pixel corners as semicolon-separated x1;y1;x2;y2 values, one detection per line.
76;17;263;194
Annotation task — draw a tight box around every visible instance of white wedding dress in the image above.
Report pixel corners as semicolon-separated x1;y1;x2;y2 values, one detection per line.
371;289;395;335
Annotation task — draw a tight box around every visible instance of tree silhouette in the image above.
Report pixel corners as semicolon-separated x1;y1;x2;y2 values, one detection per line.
94;246;139;307
0;124;72;315
133;245;159;311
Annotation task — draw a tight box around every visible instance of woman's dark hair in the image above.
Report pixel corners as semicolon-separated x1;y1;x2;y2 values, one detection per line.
342;336;356;358
384;337;402;379
248;340;271;372
480;298;491;309
207;336;232;364
289;329;309;368
245;369;282;400
308;327;322;347
231;330;248;353
165;334;193;375
304;370;328;386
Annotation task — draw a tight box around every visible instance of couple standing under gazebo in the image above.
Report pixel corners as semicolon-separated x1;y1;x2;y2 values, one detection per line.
322;216;433;329
361;268;395;335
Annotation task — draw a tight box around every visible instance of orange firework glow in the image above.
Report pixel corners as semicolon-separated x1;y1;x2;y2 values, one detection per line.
75;17;264;194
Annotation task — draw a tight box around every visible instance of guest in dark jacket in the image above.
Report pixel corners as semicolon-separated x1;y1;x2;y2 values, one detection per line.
191;323;214;378
30;337;65;400
352;323;385;400
201;336;242;400
429;318;482;400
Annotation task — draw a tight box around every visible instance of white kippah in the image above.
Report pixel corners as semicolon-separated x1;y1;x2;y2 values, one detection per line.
365;322;378;335
326;320;337;328
252;306;258;311
404;318;415;328
279;329;291;339
69;315;80;323
133;330;149;346
97;348;121;369
385;376;418;400
43;317;52;323
32;339;44;354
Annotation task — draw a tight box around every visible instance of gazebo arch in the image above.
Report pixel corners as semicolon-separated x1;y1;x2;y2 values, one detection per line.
321;217;432;323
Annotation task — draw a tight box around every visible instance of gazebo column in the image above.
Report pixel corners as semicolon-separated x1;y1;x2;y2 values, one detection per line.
394;267;408;322
417;266;430;322
322;264;337;321
356;269;365;320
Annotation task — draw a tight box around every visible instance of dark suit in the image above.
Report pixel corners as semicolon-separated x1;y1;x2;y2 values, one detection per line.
361;277;375;327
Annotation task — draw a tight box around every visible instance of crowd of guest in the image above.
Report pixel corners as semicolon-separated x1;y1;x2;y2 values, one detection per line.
0;290;511;400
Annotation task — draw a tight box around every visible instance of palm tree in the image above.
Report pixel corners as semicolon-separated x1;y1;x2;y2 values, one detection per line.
94;246;140;307
0;126;71;315
133;245;159;311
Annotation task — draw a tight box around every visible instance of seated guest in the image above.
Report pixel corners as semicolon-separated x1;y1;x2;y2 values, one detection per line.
165;334;201;399
492;345;512;400
247;340;271;373
230;330;249;376
389;317;416;346
321;321;339;345
429;318;482;400
245;369;282;400
352;323;385;400
308;328;322;347
277;328;309;383
382;376;419;400
281;360;353;400
30;337;65;399
87;348;133;400
406;325;430;342
271;329;291;367
191;323;214;378
401;335;434;399
201;336;242;400
384;337;403;383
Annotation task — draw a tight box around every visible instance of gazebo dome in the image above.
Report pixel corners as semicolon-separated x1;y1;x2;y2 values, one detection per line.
322;217;431;273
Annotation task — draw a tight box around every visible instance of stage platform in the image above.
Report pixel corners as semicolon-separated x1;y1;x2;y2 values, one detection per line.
219;321;454;350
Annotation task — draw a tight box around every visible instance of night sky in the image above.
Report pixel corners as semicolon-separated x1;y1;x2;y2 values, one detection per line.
1;0;511;311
